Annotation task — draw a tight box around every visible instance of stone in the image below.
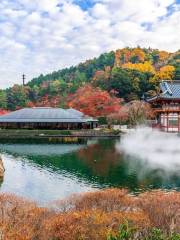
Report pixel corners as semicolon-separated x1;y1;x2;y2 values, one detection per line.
0;157;5;178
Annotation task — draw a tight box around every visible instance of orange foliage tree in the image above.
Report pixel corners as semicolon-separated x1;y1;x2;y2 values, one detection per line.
115;48;145;67
35;95;63;108
93;66;111;82
67;84;122;117
0;189;180;239
107;105;129;124
26;101;36;108
158;51;170;61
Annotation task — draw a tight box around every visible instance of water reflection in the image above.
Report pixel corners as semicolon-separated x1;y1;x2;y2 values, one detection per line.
0;143;86;156
0;138;180;204
1;153;95;205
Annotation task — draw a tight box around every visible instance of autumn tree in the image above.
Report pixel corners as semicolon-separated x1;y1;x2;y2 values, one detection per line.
115;48;145;66
107;105;129;125
158;51;170;62
93;66;112;90
158;65;175;80
126;100;154;125
0;109;9;115
2;47;179;111
122;61;155;74
68;84;122;117
0;190;180;239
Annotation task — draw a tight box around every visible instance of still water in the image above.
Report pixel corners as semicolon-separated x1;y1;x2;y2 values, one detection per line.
0;138;180;204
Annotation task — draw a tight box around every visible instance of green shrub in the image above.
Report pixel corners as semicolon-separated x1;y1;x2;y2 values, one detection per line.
107;225;180;240
98;116;108;125
107;222;135;240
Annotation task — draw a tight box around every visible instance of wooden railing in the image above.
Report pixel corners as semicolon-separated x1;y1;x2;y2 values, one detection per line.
154;107;180;112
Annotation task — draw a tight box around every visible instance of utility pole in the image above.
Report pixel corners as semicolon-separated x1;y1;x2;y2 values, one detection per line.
22;74;26;86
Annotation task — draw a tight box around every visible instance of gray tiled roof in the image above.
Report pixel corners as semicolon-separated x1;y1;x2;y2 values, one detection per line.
0;107;98;123
147;81;180;101
160;81;180;99
66;108;84;117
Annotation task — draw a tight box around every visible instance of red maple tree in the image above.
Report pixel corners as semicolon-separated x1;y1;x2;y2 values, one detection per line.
0;109;9;115
68;84;122;117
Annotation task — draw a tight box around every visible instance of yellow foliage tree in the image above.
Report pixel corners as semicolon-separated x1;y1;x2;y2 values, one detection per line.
158;65;175;80
122;61;155;74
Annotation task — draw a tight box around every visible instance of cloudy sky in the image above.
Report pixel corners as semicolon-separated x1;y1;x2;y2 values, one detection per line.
0;0;179;88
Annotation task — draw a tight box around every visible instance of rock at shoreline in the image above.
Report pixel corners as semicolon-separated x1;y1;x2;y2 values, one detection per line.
0;156;5;178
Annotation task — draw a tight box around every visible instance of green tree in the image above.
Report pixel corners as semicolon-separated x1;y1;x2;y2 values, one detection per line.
108;67;133;100
0;90;7;109
175;66;180;80
7;85;27;110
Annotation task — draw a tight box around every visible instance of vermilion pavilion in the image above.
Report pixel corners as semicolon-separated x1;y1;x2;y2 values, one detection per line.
148;80;180;132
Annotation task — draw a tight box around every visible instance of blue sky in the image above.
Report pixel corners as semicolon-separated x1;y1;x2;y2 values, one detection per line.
0;0;179;88
73;0;97;10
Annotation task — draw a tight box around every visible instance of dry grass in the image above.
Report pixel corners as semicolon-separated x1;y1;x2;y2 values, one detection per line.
0;189;179;239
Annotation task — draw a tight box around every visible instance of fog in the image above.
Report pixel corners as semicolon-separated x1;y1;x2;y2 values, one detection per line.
116;127;180;172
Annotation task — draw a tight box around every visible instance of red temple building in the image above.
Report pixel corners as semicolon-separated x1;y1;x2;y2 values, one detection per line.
148;80;180;132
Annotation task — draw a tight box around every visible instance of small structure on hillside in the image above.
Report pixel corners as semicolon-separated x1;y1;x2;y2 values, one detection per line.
147;80;180;132
0;107;98;130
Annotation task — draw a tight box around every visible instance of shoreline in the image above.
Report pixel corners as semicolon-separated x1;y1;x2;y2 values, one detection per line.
0;129;121;143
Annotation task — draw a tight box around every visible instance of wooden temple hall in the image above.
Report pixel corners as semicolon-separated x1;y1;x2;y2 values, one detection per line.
148;80;180;132
0;108;98;130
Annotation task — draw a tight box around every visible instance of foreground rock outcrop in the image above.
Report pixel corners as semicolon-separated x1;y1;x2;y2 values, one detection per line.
0;156;5;178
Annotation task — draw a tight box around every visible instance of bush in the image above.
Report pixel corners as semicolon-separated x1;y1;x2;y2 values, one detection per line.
0;189;180;239
98;116;108;125
107;222;136;240
108;226;180;240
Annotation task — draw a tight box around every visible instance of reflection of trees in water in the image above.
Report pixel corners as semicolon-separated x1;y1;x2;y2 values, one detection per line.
77;140;121;177
0;144;85;156
1;139;180;192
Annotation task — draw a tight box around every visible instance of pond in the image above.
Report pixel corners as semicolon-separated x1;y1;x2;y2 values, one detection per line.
0;135;180;204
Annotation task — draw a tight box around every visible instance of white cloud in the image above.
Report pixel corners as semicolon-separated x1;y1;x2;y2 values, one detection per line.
0;0;179;88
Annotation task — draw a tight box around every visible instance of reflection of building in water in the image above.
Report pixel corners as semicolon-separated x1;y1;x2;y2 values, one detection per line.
148;81;180;132
1;139;180;194
0;144;86;156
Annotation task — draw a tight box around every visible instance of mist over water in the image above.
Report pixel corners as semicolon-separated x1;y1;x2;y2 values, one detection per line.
1;135;180;200
117;127;180;173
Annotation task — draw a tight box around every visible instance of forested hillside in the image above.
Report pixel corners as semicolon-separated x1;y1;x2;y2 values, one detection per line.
0;47;179;118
